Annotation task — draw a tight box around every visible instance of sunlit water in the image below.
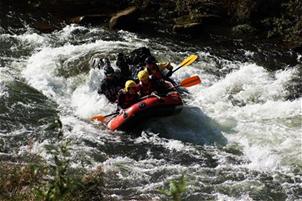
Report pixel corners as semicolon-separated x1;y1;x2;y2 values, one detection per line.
0;24;301;200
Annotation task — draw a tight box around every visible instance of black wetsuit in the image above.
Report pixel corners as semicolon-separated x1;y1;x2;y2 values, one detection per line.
98;75;123;103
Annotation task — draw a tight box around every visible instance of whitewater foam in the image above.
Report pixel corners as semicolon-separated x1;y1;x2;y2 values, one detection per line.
190;61;302;171
0;81;9;98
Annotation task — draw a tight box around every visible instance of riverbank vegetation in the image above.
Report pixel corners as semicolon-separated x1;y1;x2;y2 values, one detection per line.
0;140;104;201
265;0;302;48
2;0;301;50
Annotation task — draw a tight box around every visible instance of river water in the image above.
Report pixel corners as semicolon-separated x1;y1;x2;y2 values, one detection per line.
0;24;301;200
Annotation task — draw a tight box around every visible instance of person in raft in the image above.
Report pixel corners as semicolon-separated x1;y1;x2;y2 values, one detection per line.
97;58;122;103
115;52;132;83
144;56;174;81
137;70;157;97
116;80;140;110
137;70;174;97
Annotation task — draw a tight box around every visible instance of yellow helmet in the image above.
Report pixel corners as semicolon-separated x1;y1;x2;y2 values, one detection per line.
125;80;136;92
137;70;149;81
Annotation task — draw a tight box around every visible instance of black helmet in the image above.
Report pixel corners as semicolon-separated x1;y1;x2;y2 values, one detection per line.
91;58;104;69
145;56;156;65
94;57;111;69
116;53;126;68
117;52;124;59
104;66;114;76
102;58;110;65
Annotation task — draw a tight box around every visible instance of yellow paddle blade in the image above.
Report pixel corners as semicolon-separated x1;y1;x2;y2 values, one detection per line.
90;114;106;122
180;75;201;88
177;54;198;68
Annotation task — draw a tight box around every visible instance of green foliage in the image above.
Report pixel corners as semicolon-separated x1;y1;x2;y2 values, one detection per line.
0;118;104;201
176;0;187;14
132;0;146;7
33;140;83;201
175;0;220;23
27;0;41;8
0;161;43;200
176;0;199;16
232;24;257;36
265;0;302;43
159;174;187;201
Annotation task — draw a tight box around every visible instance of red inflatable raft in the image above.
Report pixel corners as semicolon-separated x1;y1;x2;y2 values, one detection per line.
107;92;183;131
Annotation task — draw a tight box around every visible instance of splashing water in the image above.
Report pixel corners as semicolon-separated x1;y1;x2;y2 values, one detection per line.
1;24;301;200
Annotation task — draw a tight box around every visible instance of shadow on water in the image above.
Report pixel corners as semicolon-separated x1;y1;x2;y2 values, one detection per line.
0;80;61;155
140;106;227;146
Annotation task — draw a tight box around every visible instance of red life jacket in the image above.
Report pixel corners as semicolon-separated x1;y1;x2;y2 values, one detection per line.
146;64;163;80
152;71;163;80
138;80;155;97
117;89;140;109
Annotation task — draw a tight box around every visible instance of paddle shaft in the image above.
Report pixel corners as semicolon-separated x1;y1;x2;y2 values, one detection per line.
90;112;119;122
171;54;198;74
170;66;182;74
104;112;119;118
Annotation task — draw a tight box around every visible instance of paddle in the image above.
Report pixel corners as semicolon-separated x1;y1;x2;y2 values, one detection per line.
170;54;198;74
179;75;201;88
90;112;119;122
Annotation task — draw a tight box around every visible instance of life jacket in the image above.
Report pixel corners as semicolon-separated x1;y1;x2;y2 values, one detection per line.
152;70;163;80
151;78;174;95
117;89;140;109
138;80;156;97
146;64;164;80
